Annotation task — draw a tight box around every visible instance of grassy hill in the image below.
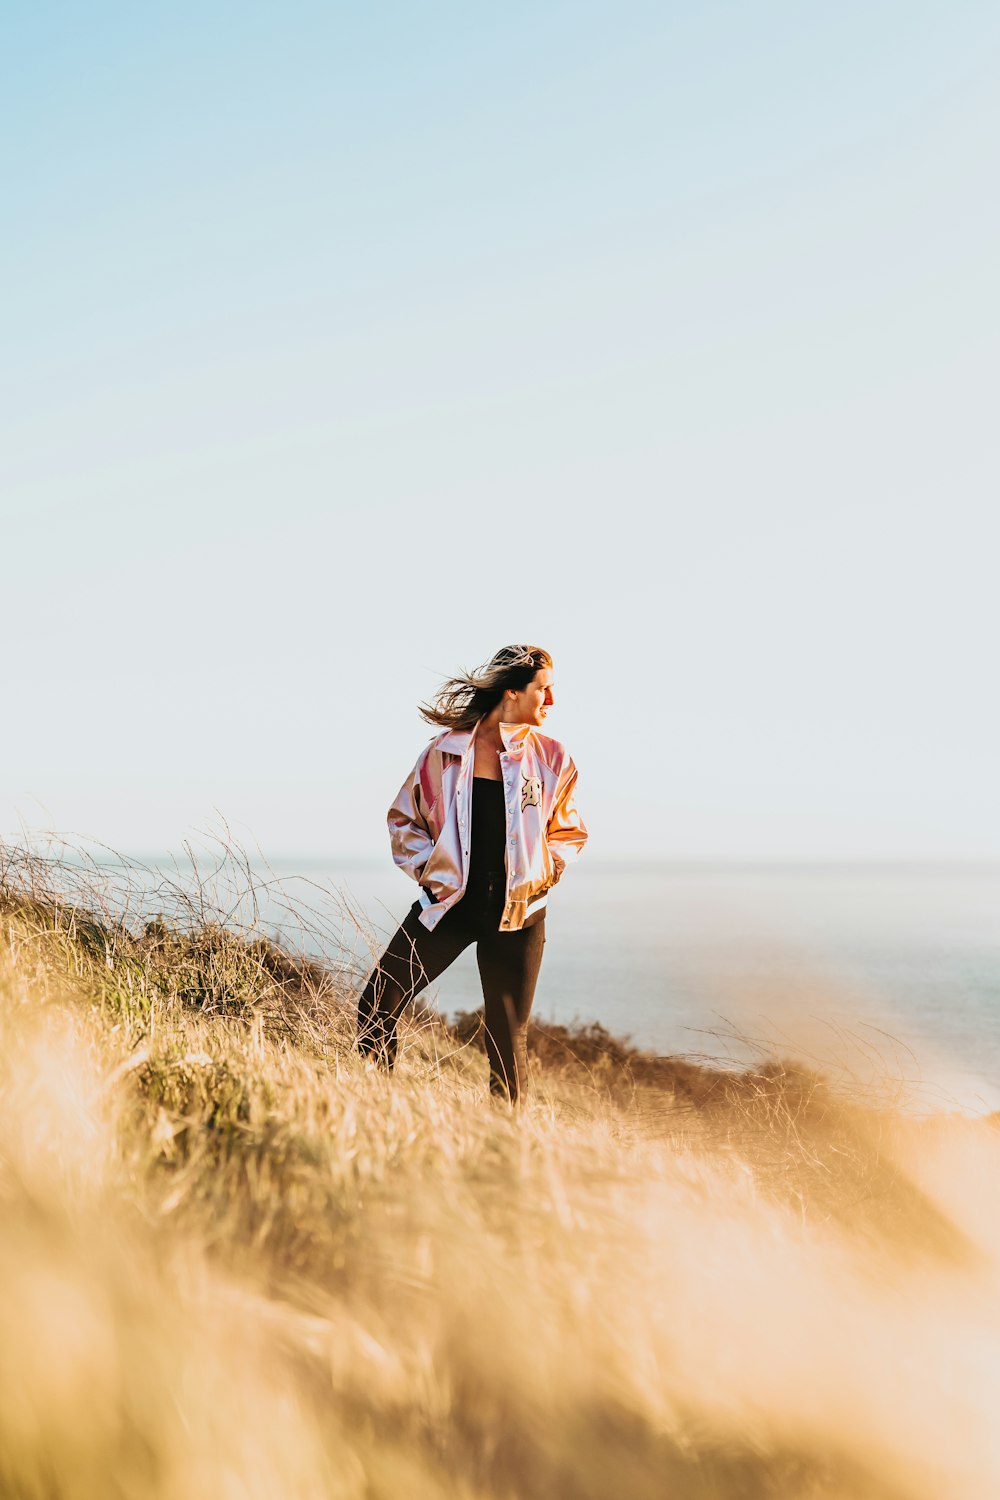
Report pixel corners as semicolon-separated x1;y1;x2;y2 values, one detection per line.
1;841;998;1500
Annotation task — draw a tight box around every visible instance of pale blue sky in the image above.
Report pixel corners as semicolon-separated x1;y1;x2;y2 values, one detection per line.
3;2;998;860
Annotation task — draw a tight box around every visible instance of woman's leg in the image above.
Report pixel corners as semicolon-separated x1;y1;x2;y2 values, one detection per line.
476;917;546;1104
357;902;473;1068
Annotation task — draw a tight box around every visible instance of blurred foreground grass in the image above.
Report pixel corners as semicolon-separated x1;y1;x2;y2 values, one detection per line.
1;840;999;1500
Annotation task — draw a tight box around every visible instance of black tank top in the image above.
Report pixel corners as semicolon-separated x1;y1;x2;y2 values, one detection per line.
467;777;506;887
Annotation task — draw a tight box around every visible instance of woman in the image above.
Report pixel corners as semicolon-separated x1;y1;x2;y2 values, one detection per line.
356;644;588;1105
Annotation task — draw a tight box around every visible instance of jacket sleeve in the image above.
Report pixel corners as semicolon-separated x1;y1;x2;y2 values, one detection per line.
387;747;436;882
545;755;588;880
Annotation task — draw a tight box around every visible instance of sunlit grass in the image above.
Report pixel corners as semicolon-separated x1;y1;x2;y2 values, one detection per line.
1;838;998;1499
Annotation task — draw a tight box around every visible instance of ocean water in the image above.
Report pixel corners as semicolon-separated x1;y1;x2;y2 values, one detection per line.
259;860;1000;1117
54;851;1000;1117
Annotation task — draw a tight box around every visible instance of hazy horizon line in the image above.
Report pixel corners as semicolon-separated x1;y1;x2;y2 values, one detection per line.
14;845;1000;875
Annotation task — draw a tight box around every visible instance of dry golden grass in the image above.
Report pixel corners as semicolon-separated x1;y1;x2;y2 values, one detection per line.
1;839;999;1499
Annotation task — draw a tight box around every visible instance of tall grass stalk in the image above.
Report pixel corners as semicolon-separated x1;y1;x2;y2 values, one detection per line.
1;837;998;1499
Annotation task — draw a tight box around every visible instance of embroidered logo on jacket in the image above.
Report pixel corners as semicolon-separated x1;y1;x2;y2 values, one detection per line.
521;774;542;812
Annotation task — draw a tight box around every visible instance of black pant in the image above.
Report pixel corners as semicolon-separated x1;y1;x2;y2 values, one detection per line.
356;875;545;1104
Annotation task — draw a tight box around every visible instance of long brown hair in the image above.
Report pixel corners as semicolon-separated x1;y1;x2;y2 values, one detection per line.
419;644;553;731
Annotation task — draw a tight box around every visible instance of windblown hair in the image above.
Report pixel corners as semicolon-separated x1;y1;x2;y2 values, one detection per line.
419;644;553;731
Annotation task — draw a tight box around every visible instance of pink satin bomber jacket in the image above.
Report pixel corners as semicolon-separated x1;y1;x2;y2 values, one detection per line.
387;718;588;932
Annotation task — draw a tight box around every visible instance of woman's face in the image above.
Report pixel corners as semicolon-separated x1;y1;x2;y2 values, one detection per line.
503;667;554;727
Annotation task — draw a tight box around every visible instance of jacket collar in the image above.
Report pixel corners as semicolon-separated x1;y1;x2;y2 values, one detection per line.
497;720;532;754
436;719;533;757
